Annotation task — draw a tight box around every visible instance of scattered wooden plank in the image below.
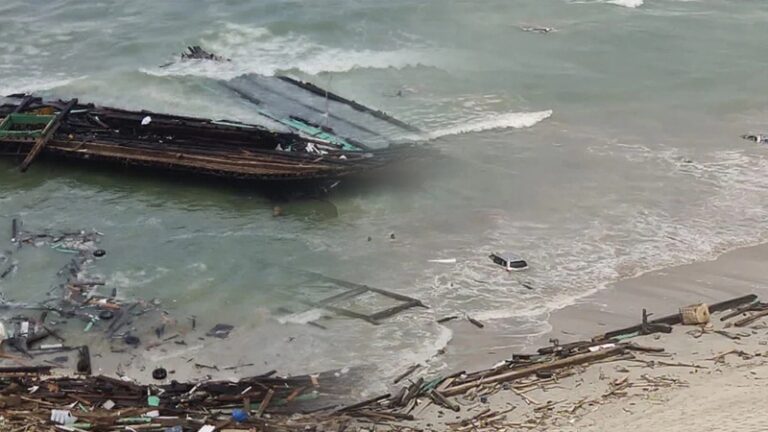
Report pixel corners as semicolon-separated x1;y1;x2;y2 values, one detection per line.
393;365;419;384
257;388;274;417
599;294;757;340
734;309;768;327
442;347;625;397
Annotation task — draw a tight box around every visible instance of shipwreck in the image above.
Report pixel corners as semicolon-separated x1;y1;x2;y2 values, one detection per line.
0;75;425;184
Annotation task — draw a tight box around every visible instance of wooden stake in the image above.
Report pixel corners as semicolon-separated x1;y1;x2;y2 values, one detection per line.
257;388;274;417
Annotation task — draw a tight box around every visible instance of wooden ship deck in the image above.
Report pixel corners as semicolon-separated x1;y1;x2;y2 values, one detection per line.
0;88;425;182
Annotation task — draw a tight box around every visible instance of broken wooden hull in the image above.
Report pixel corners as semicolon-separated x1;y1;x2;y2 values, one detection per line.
0;96;427;183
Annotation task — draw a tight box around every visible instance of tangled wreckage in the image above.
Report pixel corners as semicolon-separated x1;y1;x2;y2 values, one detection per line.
0;74;425;184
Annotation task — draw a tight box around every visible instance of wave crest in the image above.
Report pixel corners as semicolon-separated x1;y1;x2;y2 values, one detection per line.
428;110;553;139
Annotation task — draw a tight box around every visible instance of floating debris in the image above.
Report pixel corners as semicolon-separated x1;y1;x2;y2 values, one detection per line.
742;133;767;144
206;323;235;339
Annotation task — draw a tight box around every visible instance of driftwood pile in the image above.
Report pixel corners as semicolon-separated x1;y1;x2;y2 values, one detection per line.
0;368;360;431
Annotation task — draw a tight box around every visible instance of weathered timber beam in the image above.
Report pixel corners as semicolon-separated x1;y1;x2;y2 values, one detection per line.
20;98;77;172
442;347;625;397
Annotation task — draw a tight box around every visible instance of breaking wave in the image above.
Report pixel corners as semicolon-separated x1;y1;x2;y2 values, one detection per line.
143;23;432;79
608;0;644;7
569;0;644;8
0;76;85;96
427;110;553;139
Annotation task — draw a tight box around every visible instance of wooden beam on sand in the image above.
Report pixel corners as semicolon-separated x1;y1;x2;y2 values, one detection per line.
441;347;626;397
598;294;757;340
20;99;77;172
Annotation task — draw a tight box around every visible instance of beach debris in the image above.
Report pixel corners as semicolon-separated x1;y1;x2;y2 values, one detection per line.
393;365;420;384
680;303;710;325
0;294;762;431
598;294;758;341
206;323;234;339
734;309;768;327
50;409;77;425
466;315;485;329
11;218;19;243
140;115;152;126
295;269;427;325
489;252;528;271
152;367;168;380
231;408;249;422
741;133;767;144
719;300;768;321
437;315;459;324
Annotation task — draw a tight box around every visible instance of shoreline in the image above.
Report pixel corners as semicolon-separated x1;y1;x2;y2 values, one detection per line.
437;239;768;375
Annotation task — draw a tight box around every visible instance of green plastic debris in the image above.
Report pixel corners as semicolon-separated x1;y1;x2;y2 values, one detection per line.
0;113;54;139
421;376;444;393
147;395;160;407
83;319;95;332
51;243;81;254
71;423;93;430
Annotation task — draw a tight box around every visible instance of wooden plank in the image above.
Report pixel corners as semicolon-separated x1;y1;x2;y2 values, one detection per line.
369;300;423;321
316;287;368;306
12;96;36;113
256;388;274;417
299;269;425;306
19;99;77;172
598;294;757;340
442;347;625;397
734;309;768;327
318;304;380;325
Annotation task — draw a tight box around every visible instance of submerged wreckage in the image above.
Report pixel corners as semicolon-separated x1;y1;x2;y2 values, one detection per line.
0;75;425;184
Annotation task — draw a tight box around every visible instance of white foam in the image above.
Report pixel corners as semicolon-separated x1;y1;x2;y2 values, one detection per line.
427;110;552;139
277;308;324;325
0;76;84;96
143;23;431;79
607;0;644;7
569;0;644;8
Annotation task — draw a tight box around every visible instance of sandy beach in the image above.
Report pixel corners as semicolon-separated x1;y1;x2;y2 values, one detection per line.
405;241;768;431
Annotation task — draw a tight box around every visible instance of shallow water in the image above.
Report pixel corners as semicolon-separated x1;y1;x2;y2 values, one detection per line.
1;0;768;382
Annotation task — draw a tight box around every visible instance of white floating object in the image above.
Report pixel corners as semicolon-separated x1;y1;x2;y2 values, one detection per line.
428;258;457;264
102;399;115;410
51;409;77;425
198;426;216;432
40;343;63;350
588;343;616;352
489;252;528;271
141;116;152;126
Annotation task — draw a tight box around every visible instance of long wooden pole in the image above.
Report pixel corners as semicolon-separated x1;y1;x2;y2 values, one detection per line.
442;347;625;397
20;99;77;172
